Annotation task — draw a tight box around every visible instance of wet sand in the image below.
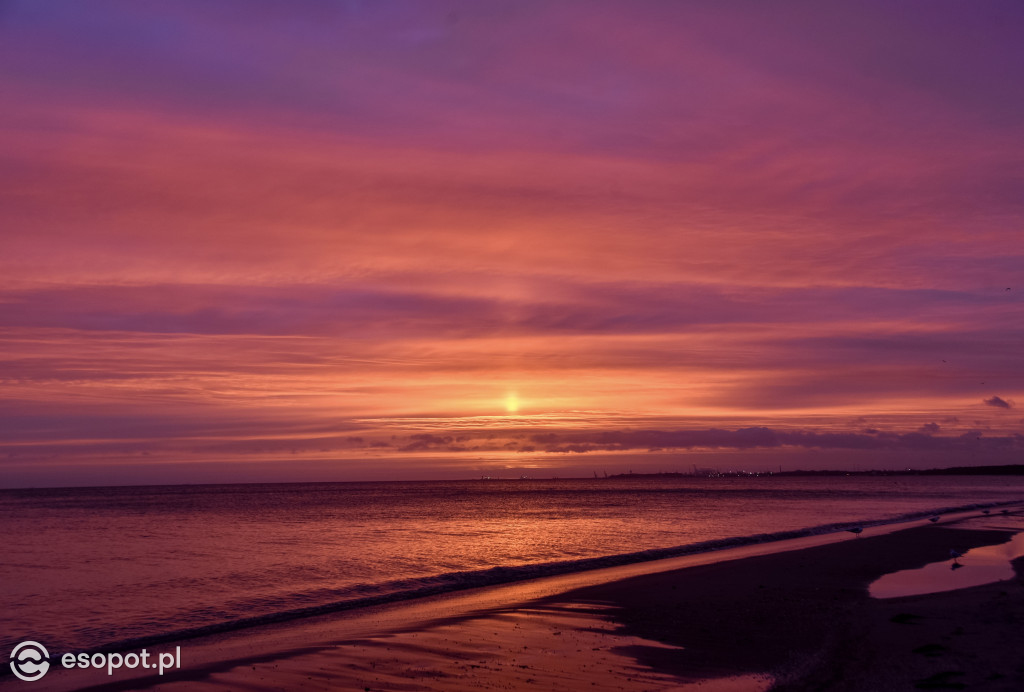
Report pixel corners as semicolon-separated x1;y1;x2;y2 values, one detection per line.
562;517;1024;690
24;510;1024;692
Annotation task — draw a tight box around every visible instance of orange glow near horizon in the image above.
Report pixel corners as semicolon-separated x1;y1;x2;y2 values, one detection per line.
505;392;520;414
1;3;1023;485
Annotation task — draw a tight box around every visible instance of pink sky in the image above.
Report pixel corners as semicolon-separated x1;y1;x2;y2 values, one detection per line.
1;1;1023;486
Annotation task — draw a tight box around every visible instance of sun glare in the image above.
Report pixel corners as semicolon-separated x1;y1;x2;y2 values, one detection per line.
505;392;520;413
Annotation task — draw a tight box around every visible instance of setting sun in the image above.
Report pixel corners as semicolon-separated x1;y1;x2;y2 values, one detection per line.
505;392;520;414
3;4;1024;692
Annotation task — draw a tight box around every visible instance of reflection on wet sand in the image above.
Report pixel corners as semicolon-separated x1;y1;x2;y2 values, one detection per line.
870;519;1024;599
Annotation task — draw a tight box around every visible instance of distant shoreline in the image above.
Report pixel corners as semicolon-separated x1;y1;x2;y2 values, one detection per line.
600;463;1024;479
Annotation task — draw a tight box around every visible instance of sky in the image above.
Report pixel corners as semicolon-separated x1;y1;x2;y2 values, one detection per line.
1;0;1023;486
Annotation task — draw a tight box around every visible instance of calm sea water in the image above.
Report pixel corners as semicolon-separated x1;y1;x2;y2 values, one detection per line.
2;476;1023;653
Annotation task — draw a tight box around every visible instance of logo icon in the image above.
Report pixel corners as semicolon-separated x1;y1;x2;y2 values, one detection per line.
10;642;49;682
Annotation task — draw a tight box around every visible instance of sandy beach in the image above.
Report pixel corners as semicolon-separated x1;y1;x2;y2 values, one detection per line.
566;516;1024;691
17;509;1015;692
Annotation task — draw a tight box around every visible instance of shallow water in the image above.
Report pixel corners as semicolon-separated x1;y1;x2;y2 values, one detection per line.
2;475;1022;652
869;527;1024;599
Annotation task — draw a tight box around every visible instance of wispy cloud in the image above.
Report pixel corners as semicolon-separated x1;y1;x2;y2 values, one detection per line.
1;1;1023;483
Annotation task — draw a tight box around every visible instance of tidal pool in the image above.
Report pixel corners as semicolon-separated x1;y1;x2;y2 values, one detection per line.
870;531;1024;599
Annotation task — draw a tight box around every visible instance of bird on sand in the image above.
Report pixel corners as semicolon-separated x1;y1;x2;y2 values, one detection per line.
950;549;964;570
929;516;941;523
846;526;863;537
982;509;991;515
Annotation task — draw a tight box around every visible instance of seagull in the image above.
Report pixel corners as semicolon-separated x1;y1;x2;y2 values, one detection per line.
950;549;964;569
929;516;941;523
847;526;864;537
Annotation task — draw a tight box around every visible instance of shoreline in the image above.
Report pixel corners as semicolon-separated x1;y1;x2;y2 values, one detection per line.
10;506;1022;691
7;499;1019;663
556;515;1024;689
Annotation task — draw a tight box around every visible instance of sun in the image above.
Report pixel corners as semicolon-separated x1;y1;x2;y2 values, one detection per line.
504;392;520;413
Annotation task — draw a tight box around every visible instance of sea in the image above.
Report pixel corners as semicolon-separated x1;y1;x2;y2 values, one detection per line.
2;475;1023;656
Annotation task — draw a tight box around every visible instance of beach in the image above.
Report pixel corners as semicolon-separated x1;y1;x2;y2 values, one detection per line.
6;3;1024;690
568;518;1024;690
22;508;1019;692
